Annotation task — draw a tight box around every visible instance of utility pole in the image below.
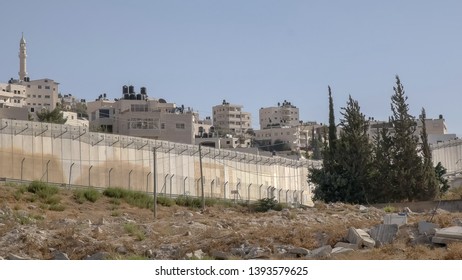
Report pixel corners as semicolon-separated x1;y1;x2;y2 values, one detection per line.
153;147;158;220
199;144;205;210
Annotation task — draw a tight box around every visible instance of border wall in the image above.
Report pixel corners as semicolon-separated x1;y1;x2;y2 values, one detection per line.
0;119;320;205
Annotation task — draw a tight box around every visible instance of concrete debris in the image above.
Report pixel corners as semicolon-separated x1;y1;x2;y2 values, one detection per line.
403;207;413;215
52;251;70;260
359;205;368;212
418;221;439;235
287;247;311;256
383;213;407;227
84;252;109;260
370;224;398;246
432;226;462;245
346;227;376;248
334;242;358;250
309;245;332;258
6;253;29;260
332;247;354;254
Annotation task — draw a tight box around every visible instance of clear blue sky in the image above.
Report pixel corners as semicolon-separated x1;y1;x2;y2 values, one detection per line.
1;0;462;134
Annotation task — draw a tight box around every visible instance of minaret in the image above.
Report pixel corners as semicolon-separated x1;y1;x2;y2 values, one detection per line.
18;33;28;81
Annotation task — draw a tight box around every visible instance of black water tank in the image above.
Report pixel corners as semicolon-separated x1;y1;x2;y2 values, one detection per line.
140;87;147;95
123;85;128;94
124;94;129;100
129;85;135;94
130;94;135;100
136;94;142;100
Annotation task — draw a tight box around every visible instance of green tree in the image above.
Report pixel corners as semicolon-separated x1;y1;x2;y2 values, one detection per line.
334;96;373;203
310;87;347;202
418;108;438;200
36;107;67;124
434;162;450;197
388;76;423;201
370;125;395;203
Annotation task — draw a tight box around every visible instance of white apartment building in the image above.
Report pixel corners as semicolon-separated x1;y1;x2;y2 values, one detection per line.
259;100;299;129
212;100;251;136
0;82;28;120
87;86;206;144
0;82;27;108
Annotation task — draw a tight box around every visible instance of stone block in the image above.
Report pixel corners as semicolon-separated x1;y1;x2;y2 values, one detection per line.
288;247;310;256
432;226;462;245
334;242;358;250
370;224;398;246
52;251;70;260
383;213;407;227
332;247;354;254
418;221;439;235
310;245;332;258
346;227;376;248
434;226;462;239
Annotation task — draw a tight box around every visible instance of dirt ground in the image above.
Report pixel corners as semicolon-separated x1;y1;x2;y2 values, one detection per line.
1;183;462;260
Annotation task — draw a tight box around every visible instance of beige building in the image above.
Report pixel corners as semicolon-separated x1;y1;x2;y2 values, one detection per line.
367;115;456;144
259;100;300;129
87;86;207;144
212;100;251;136
0;82;27;108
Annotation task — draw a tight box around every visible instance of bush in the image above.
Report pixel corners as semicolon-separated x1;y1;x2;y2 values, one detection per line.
123;223;145;241
103;187;153;209
174;196;202;208
255;197;280;212
27;181;59;200
48;204;65;211
156;195;175;207
74;188;101;203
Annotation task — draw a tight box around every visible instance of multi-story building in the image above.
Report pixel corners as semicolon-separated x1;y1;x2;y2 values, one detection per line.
0;82;27;108
259;100;299;129
212;100;251;136
87;85;207;145
0;81;29;120
367;115;456;145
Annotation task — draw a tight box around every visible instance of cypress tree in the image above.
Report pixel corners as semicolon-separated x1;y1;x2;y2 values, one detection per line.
389;76;422;201
418;108;438;200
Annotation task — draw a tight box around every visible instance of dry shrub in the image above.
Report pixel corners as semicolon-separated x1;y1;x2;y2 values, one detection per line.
444;242;462;260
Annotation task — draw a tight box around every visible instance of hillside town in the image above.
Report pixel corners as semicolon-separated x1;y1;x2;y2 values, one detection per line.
0;35;458;159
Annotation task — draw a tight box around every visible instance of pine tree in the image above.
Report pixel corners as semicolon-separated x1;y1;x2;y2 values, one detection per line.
389;76;422;201
418;108;438;200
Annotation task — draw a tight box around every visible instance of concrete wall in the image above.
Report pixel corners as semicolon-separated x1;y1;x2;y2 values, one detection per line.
0;119;318;205
431;139;462;174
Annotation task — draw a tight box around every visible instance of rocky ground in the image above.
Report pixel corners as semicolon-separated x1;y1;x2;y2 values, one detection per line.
1;183;462;260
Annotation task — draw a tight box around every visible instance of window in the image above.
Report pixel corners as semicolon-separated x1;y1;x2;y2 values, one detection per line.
30;108;34;112
38;95;42;98
45;95;50;99
27;85;30;88
131;104;148;112
45;86;50;90
99;109;110;118
38;85;42;89
32;95;36;98
27;95;30;98
161;123;165;129
176;123;185;129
